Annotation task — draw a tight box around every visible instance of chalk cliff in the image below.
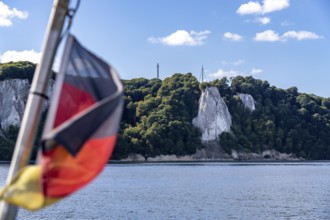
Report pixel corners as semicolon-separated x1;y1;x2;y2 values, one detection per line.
0;79;53;130
192;87;232;141
238;93;255;112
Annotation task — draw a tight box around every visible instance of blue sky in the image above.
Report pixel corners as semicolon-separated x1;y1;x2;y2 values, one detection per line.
1;0;330;97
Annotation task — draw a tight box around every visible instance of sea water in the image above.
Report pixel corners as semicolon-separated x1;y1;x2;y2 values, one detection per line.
0;162;329;220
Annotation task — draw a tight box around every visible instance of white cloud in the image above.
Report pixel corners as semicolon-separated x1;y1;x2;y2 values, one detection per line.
262;0;289;14
233;59;245;66
282;31;322;40
148;30;210;46
237;1;263;15
254;30;281;42
244;17;271;25
251;68;263;75
237;0;289;15
221;59;245;66
281;20;294;26
0;17;11;26
256;17;270;25
0;1;28;27
209;69;241;79
209;67;263;79
0;50;41;63
0;50;61;71
223;32;243;41
254;30;323;42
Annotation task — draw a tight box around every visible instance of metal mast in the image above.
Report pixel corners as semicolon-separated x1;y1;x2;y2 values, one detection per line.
201;65;204;82
157;63;159;79
0;0;69;219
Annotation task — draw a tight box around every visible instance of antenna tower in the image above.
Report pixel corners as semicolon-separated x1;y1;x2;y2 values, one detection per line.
201;65;204;82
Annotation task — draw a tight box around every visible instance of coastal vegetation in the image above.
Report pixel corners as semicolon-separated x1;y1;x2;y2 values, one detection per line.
113;73;201;160
1;62;330;160
0;61;36;83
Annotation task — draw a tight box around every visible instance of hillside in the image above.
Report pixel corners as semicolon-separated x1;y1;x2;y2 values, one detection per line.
1;62;330;161
114;75;330;160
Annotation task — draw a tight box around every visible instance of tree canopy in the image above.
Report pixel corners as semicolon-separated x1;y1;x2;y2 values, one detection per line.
113;73;201;160
218;76;330;159
0;61;35;82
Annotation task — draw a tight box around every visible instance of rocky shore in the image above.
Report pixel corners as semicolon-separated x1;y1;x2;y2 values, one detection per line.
119;148;302;162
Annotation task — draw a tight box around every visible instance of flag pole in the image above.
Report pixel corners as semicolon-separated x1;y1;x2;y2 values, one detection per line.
0;0;70;219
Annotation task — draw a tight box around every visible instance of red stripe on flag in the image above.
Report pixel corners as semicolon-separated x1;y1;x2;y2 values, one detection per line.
54;82;96;128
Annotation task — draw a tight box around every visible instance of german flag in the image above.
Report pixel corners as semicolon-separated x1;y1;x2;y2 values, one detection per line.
0;35;123;210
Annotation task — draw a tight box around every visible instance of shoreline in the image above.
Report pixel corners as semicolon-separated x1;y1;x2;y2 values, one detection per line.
109;159;330;164
1;160;330;165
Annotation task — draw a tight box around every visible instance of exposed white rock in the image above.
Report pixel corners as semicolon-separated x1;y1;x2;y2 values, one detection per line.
0;79;29;129
193;141;230;159
120;154;146;162
231;149;238;160
231;149;300;160
0;79;54;130
192;87;232;141
147;154;194;162
118;149;301;162
262;149;297;160
44;80;54;111
238;93;255;111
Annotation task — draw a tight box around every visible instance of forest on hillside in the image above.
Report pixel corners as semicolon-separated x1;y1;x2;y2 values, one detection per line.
1;61;330;160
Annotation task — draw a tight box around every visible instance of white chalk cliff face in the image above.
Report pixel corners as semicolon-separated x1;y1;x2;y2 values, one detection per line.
192;87;232;141
0;79;53;130
238;93;255;111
